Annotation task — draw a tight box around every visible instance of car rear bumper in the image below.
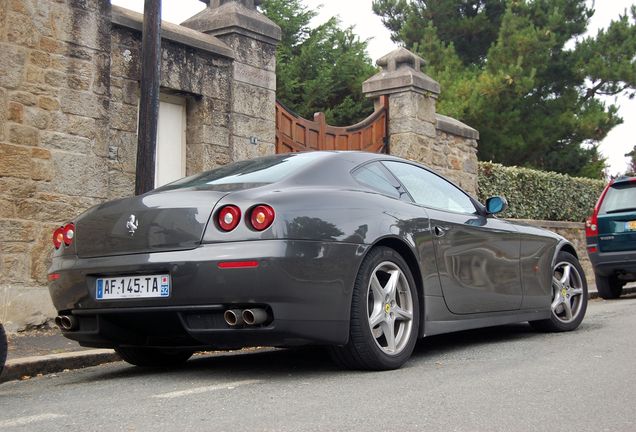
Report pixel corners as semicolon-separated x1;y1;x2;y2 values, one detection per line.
587;240;636;280
48;240;368;349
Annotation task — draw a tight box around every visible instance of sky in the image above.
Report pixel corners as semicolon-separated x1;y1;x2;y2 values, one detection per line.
111;0;635;176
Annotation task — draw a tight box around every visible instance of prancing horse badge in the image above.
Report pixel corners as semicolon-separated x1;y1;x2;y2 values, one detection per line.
126;214;138;235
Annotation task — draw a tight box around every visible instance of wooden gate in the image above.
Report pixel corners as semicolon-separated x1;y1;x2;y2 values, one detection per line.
275;96;388;154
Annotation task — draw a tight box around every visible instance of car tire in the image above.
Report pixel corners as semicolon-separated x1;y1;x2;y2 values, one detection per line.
529;251;588;332
594;273;624;299
0;322;7;376
327;246;419;371
115;347;194;367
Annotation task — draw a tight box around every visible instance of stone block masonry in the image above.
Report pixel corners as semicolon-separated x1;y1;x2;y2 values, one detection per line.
363;48;479;197
0;0;280;331
1;0;115;331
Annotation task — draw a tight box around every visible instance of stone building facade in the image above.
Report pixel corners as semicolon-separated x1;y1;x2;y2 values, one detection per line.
0;0;280;331
1;0;483;331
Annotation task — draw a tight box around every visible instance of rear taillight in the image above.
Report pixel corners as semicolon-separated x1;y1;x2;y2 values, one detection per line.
219;206;241;231
585;216;597;237
53;223;75;249
250;205;275;231
586;181;613;237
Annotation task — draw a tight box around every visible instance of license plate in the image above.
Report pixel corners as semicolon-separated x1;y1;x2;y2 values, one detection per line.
626;221;636;231
96;275;170;300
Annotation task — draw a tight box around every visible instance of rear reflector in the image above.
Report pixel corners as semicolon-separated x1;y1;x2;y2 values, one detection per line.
48;274;60;280
218;261;259;269
587;247;597;253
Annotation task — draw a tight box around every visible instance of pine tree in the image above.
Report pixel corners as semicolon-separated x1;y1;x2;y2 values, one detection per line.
260;0;377;126
373;0;636;179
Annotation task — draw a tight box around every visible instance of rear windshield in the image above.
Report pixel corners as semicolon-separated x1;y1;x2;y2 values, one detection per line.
599;182;636;214
155;152;330;192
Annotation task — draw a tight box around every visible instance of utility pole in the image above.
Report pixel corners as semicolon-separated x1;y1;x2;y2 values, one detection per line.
135;0;162;195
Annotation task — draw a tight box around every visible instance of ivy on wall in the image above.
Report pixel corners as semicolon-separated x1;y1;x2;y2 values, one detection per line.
478;162;607;222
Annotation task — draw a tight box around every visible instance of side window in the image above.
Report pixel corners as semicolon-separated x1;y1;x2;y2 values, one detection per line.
351;162;401;199
383;161;477;214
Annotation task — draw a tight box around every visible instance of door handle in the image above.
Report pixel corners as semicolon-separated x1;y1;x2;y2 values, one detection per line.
434;226;450;237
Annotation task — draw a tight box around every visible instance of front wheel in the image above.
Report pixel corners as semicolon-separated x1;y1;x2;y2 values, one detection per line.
328;247;419;370
529;251;587;332
115;347;194;367
594;273;624;299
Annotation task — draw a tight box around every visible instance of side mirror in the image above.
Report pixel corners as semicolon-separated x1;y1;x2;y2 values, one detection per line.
485;196;508;214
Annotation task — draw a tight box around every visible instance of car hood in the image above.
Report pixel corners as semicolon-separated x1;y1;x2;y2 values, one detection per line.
75;190;225;258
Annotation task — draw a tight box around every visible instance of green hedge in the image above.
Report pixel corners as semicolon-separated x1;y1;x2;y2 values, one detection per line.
478;162;606;222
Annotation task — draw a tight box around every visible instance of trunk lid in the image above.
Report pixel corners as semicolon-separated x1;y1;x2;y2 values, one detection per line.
597;210;636;252
75;190;225;258
597;179;636;253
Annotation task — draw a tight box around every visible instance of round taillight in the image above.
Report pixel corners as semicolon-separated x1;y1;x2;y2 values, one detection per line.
585;217;598;236
250;205;275;231
53;227;65;249
219;206;241;231
63;223;75;246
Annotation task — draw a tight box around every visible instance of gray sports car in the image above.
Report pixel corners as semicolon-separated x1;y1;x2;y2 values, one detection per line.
48;151;587;370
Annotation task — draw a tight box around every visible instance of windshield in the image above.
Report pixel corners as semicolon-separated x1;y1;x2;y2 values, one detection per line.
154;152;330;192
599;182;636;214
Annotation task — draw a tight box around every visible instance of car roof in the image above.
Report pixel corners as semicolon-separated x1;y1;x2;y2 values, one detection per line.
611;176;636;187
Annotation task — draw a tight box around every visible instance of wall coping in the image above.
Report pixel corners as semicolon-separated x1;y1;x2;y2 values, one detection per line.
362;47;441;98
111;5;235;59
436;114;479;140
181;1;281;45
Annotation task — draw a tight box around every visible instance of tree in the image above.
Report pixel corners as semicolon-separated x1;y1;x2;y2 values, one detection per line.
373;0;636;179
260;0;377;126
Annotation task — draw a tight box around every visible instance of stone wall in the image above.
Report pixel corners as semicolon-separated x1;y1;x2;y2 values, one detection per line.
0;0;279;331
1;0;114;331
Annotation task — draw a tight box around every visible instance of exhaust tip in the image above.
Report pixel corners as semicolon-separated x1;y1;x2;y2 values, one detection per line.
243;308;268;326
224;309;245;326
55;315;78;331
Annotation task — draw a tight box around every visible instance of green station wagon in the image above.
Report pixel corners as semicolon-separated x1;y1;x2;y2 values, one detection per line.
586;176;636;298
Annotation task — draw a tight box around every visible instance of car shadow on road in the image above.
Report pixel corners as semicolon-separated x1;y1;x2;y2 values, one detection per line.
411;322;539;359
67;322;551;385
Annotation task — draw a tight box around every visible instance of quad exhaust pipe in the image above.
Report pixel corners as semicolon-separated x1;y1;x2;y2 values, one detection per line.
55;315;78;331
224;308;269;326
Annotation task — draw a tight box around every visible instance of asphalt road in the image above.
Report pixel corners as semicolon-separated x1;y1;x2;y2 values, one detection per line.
1;296;635;432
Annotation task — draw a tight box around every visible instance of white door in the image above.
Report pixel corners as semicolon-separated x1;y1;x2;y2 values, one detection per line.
155;94;186;188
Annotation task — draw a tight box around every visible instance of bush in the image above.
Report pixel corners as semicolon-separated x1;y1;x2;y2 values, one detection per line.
478;162;606;222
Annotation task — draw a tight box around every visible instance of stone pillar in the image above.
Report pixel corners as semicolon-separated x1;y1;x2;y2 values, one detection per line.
363;47;479;195
182;0;280;162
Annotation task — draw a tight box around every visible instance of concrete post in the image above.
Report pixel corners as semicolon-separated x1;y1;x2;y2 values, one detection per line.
183;0;280;162
363;48;441;163
363;47;479;195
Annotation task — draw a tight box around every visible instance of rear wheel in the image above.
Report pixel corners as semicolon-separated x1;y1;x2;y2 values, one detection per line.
595;273;624;299
328;247;419;370
0;322;7;375
115;347;194;367
530;251;587;332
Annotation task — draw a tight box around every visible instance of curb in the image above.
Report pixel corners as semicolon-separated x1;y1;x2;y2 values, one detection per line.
0;349;121;383
588;285;636;300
